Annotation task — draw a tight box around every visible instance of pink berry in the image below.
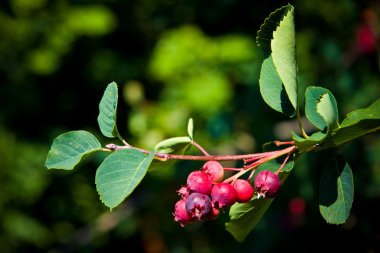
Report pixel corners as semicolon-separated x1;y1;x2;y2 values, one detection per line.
232;179;254;203
177;186;190;198
202;160;224;183
211;182;237;208
173;199;195;227
187;170;213;195
185;193;212;219
254;170;281;198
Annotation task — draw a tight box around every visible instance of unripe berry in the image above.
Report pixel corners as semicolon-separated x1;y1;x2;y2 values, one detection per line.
254;170;281;198
232;179;254;203
211;182;238;208
187;170;213;195
185;193;212;219
173;199;195;227
202;160;224;183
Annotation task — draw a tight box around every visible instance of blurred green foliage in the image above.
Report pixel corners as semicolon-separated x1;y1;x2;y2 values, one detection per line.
0;0;379;252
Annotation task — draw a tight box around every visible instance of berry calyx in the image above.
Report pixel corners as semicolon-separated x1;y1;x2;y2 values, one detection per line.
187;170;213;195
177;186;190;198
173;199;195;227
254;170;281;198
202;160;224;183
185;193;212;219
211;182;238;208
232;179;254;203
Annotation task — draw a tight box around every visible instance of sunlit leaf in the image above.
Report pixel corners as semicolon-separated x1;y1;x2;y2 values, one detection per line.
187;118;194;140
97;82;120;138
45;130;102;170
329;98;380;146
148;136;192;171
259;55;295;115
305;86;339;131
96;149;155;209
271;5;297;110
256;4;293;54
292;131;326;153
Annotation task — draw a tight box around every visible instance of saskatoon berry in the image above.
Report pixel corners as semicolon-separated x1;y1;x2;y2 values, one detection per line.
202;160;224;183
185;193;212;219
254;170;281;198
187;170;213;195
173;199;195;227
232;179;254;203
211;182;237;208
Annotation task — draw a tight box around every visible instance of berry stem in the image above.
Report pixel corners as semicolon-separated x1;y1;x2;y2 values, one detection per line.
191;140;211;156
223;145;296;183
105;143;296;162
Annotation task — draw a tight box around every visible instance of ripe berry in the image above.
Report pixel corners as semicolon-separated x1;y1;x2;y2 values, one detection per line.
185;193;212;219
254;170;281;198
187;170;213;195
202;160;224;183
173;199;195;227
232;179;254;203
211;182;238;208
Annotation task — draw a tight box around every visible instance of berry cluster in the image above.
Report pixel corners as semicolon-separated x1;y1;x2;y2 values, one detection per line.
173;161;281;227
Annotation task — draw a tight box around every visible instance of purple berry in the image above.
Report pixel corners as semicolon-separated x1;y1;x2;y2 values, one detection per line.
204;205;220;221
187;170;213;195
185;193;212;219
232;179;254;203
173;199;195;227
211;182;237;208
202;160;224;183
254;170;281;198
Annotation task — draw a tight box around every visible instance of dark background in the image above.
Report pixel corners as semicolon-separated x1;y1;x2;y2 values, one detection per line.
0;0;380;252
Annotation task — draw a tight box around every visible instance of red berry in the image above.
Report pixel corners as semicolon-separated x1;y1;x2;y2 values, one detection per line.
211;182;237;208
232;179;254;203
202;160;224;183
187;170;213;195
254;170;281;198
173;199;195;227
185;193;212;219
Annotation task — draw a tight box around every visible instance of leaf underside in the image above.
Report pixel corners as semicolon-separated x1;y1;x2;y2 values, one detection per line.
319;156;354;224
98;81;120;138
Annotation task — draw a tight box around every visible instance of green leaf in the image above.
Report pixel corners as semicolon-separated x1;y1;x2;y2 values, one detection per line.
45;130;102;170
154;136;192;154
256;4;293;53
187;118;194;140
292;131;326;153
98;82;120;138
305;86;339;131
319;156;354;224
329;98;380;146
148;136;192;171
226;197;274;242
95;149;155;209
259;55;295;115
271;4;297;110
